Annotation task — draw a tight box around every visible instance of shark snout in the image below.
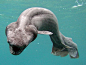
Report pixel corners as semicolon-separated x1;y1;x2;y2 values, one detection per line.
7;40;26;55
9;44;26;55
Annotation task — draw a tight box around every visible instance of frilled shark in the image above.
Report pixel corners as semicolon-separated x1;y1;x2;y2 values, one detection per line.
5;7;79;58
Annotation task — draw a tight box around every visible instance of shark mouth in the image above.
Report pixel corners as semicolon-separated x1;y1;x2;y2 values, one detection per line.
9;45;26;55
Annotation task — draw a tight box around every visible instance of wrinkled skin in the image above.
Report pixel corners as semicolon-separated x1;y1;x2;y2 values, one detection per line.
6;22;37;55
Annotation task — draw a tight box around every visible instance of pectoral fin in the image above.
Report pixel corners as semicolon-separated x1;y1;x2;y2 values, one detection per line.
38;31;53;35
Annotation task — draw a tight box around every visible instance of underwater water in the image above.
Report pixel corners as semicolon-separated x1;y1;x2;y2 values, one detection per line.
0;0;86;65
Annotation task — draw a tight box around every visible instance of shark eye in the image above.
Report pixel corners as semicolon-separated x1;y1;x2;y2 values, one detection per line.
8;28;14;31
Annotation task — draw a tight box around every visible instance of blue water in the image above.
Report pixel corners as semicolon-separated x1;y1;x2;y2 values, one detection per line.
0;0;86;65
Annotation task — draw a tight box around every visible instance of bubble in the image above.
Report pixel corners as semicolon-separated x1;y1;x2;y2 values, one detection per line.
72;0;83;8
37;43;39;44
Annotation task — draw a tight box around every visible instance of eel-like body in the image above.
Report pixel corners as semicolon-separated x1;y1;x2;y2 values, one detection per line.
6;7;79;58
